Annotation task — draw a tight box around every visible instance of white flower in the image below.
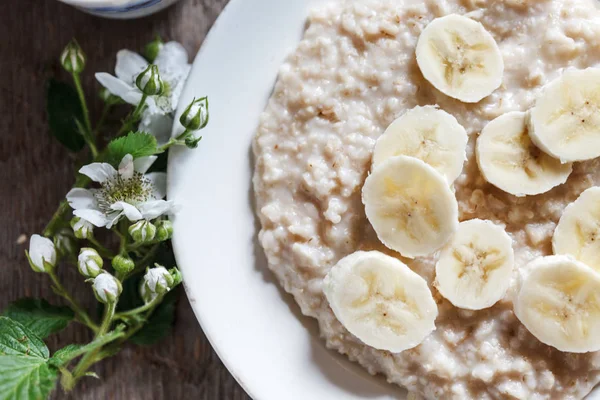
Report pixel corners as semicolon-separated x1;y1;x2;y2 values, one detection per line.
95;42;191;145
26;234;57;273
92;272;122;304
78;248;103;278
66;154;174;229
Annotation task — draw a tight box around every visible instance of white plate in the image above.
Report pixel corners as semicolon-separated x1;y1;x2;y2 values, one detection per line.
168;0;403;399
168;1;599;399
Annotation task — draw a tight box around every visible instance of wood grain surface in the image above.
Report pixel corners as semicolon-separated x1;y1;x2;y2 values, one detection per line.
0;0;251;398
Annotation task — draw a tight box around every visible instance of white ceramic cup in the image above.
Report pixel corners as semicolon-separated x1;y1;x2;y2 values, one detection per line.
58;0;181;19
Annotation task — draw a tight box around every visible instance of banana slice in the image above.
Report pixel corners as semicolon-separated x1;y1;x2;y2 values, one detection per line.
363;155;459;258
373;106;468;183
324;251;438;352
528;68;600;162
514;255;600;353
415;14;504;103
476;111;572;197
435;219;514;310
553;187;600;271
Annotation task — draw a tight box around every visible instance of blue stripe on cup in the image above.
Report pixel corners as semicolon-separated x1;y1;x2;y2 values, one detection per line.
89;0;162;13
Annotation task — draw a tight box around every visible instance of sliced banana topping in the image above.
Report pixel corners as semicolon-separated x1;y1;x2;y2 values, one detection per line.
476;111;572;197
514;255;600;353
435;219;514;310
363;156;459;258
324;251;438;352
528;68;600;162
416;14;504;103
553;187;600;272
373;106;468;183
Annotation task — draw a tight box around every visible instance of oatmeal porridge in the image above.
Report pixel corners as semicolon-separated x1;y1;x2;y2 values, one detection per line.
253;0;600;398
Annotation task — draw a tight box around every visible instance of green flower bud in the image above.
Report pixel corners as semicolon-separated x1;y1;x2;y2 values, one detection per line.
92;272;122;304
77;248;103;278
60;40;86;74
184;135;202;149
111;255;135;275
26;234;57;273
136;65;163;96
53;228;78;259
70;217;94;240
155;220;173;241
179;97;209;131
144;36;164;63
142;264;174;298
169;267;183;287
128;220;156;244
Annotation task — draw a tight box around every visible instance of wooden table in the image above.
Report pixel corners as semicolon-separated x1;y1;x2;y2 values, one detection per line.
0;0;250;398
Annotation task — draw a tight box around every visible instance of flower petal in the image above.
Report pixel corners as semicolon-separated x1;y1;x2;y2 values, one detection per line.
115;50;148;85
139;111;173;146
95;73;142;106
138;200;175;220
79;162;117;183
118;154;134;180
74;209;110;227
133;156;157;174
111;201;143;222
146;172;167;199
66;188;97;210
155;42;189;78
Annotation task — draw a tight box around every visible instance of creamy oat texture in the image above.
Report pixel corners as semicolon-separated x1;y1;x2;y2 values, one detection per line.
253;0;600;398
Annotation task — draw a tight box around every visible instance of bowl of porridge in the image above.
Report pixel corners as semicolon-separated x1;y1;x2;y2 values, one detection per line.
170;0;600;398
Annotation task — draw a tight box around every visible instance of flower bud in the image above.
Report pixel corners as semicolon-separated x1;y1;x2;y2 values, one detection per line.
184;135;202;149
92;272;122;304
144;37;164;63
111;255;135;275
70;216;94;240
26;234;57;273
53;228;78;259
179;97;209;131
155;220;173;241
77;248;103;278
128;220;156;244
142;265;175;297
60;40;86;74
136;65;164;96
169;267;183;287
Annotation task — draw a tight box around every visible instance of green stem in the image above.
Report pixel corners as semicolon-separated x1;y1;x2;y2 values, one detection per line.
43;175;91;238
117;94;148;136
114;294;163;320
127;243;160;278
87;237;113;259
72;73;93;135
94;102;113;137
49;271;99;333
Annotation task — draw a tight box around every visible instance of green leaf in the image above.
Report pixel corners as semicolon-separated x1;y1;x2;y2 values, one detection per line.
46;79;85;152
105;131;157;166
130;287;179;346
49;327;125;367
3;299;74;339
0;318;58;400
0;317;48;358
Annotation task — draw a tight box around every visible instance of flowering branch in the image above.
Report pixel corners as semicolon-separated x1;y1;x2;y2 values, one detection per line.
0;37;209;399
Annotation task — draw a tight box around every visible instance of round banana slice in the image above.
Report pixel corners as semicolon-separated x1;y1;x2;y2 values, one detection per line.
553;187;600;271
476;111;572;197
415;14;504;103
435;219;514;310
363;156;459;258
324;251;438;352
373;106;468;183
528;68;600;162
514;255;600;353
